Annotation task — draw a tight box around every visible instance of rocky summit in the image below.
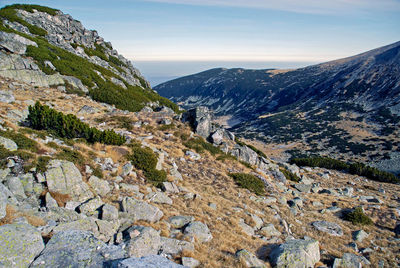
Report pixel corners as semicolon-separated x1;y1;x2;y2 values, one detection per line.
0;4;400;268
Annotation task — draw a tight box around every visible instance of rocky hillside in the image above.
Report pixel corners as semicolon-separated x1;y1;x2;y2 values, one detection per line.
0;76;400;267
155;42;400;172
0;4;178;113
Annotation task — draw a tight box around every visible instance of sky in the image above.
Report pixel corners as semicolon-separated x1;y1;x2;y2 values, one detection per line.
2;0;400;85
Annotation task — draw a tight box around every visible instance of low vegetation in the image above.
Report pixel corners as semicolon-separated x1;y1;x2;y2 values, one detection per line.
343;207;373;225
280;168;300;182
183;137;223;156
28;101;126;145
228;173;265;195
291;157;399;184
127;142;167;185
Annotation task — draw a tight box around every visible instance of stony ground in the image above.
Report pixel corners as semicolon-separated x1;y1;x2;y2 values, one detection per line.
0;77;399;267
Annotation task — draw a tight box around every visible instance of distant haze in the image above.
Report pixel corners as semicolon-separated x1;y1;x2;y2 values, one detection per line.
134;60;317;87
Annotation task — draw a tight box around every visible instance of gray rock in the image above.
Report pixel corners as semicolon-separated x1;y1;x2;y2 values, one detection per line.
260;223;281;238
102;204;119;221
45;160;93;202
251;214;264;229
30;230;125;267
122;197;163;223
159;237;194;255
184;221;213;243
121;162;133;176
182;257;200;268
5;176;26;200
183;106;213;139
295;183;312;193
125;225;161;257
45;192;59;208
77;105;98;115
146;191;173;205
0;31;37;54
353;230;368;243
312;221;343;236
88;175;111;197
238;218;255;236
0;90;15;103
0;189;6;219
0;136;18;151
162;181;179;193
0;223;44;267
168;215;195;228
79;196;104;216
110;255;185;268
185;150;201;160
236;249;266;268
269;239;320;268
333;253;370;268
211;129;225;145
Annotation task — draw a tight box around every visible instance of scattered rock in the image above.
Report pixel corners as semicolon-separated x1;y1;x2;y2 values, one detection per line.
45;192;59;208
168;215;195;229
102;203;119;221
236;249;265;268
125;225;161;257
312;221;343;236
353;230;368;243
185;150;201;160
122;197;163;223
0;136;18;151
238;218;255;236
159;237;194;255
110;255;185;267
162;181;179;193
269;239;320;268
260;223;281;238
184;221;213;243
0;223;44;267
146;191;173;205
88;175;111;197
182;257;200;268
333;253;370;268
30;230;125;267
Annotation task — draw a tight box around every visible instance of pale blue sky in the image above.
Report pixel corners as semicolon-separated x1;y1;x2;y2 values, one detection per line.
2;0;400;85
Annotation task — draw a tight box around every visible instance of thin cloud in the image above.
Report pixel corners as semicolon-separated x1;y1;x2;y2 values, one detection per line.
141;0;400;14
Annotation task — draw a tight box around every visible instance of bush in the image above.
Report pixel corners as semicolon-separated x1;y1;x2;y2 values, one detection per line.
35;156;51;173
280;168;300;182
291;157;399;184
144;169;167;185
228;173;265;195
28;101;126;145
128;144;158;172
184;137;223;155
56;147;85;166
343;207;373;225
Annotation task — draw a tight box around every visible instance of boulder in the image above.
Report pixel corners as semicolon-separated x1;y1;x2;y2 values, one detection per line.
184;221;213;243
146;191;173;205
0;136;18;151
333;253;370;268
5;176;26;200
0;189;7;219
109;255;185;268
182;257;200;268
79;196;104;216
183;106;213;139
102;204;119;221
0;31;37;54
88;175;111;197
312;221;343;236
168;215;195;229
238;218;255;236
162;181;179;193
353;230;368;243
269;239;320;268
45;160;93;202
294;184;312;193
160;237;194;255
45;192;59;208
260;223;281;238
121;162;133;177
30;230;125;267
0;223;44;267
211;129;225;145
125;226;161;257
121;197;163;223
0;90;15;104
236;249;266;268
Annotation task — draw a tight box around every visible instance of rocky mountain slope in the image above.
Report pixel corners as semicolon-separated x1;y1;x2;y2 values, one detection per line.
155;42;400;172
0;4;178;113
0;4;400;268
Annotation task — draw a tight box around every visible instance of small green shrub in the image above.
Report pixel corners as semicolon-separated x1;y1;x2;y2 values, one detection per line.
216;153;237;162
144;169;167;186
228;173;265;195
343;207;373;225
280;168;300;182
56;147;85;166
184;137;223;155
110;116;132;131
91;165;104;178
240;161;253;169
35;156;51;173
28;101;125;145
128;144;158;172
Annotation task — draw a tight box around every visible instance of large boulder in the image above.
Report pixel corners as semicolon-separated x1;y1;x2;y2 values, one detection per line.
0;223;45;267
30;230;126;267
312;221;343;236
5;176;26;200
45;160;94;202
183;106;213;139
125;226;161;257
0;90;15;104
0;136;18;151
0;31;37;54
269;239;320;268
184;221;213;243
121;197;163;223
159;237;195;255
88;175;111;197
333;253;370;268
109;255;185;268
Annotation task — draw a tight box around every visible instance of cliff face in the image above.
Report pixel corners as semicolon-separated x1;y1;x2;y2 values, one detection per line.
0;4;178;113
